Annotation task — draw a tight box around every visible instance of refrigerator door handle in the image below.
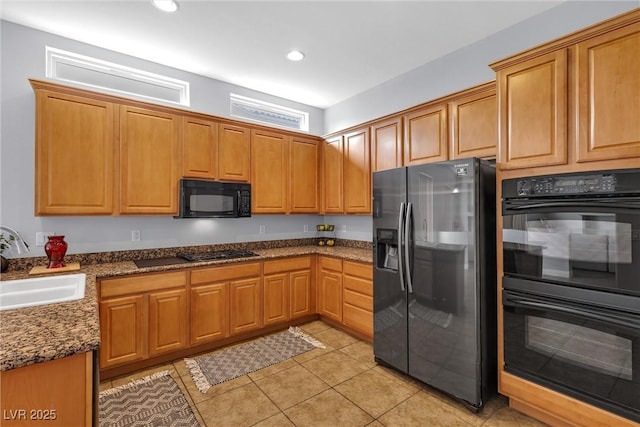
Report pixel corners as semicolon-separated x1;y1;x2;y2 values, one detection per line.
405;202;413;294
398;202;406;291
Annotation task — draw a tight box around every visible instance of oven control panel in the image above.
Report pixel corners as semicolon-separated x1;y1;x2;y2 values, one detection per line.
515;173;616;196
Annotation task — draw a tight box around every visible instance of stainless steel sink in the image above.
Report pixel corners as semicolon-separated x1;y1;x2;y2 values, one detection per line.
0;273;86;311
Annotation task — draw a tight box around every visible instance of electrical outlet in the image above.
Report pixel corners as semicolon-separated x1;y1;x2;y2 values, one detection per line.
131;230;141;242
303;224;309;232
35;232;54;246
341;225;347;232
259;225;266;234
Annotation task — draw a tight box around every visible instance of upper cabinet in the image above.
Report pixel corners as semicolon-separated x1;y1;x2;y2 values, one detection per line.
251;129;289;213
575;23;640;163
494;51;568;170
403;104;448;165
371;117;403;172
119;105;179;214
491;11;639;172
449;83;497;160
322;136;344;214
182;115;218;179
343;128;371;213
322;128;371;214
34;87;116;215
290;137;320;213
218;123;251;182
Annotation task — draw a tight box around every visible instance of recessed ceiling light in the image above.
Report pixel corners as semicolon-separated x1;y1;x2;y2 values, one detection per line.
152;0;178;13
286;50;305;62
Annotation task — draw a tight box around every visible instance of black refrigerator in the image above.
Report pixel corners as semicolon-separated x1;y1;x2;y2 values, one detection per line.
372;157;497;410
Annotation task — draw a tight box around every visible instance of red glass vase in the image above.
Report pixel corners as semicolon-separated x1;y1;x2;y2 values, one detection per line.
45;235;68;268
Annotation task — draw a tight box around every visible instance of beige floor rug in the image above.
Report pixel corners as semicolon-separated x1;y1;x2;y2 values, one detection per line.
185;326;325;393
99;370;200;427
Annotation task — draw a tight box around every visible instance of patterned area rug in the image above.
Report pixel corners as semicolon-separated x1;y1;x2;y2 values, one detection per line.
99;370;200;427
185;326;325;393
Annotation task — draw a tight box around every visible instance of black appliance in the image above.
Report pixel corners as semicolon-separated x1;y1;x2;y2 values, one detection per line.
176;179;251;218
373;157;497;410
177;249;258;262
502;168;640;423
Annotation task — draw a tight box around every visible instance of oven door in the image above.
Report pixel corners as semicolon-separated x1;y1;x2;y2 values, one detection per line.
502;198;640;296
503;280;640;423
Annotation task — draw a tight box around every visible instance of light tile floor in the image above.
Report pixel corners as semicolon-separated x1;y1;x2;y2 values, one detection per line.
100;321;548;427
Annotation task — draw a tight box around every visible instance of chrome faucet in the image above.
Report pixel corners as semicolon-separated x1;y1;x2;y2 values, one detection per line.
0;226;30;254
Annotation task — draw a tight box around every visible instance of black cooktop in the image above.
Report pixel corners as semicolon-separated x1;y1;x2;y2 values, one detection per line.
176;249;259;262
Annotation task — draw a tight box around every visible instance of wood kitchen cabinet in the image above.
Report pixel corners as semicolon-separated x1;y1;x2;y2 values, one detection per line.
218;123;251;182
449;82;497;160
98;271;188;369
317;256;343;322
322;127;371;214
230;277;262;334
404;104;448;165
32;83;116;215
322;136;344;214
263;256;314;326
182;115;218;179
251;130;289;213
0;352;94;426
342;261;373;338
491;10;639;172
343;128;371;213
290;137;320;213
119;105;179;214
371;116;403;172
190;282;229;346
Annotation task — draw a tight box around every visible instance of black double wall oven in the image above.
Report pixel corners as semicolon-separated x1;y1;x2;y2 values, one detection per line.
501;168;640;423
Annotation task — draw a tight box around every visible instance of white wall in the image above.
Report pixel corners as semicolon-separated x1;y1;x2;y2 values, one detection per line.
323;1;638;134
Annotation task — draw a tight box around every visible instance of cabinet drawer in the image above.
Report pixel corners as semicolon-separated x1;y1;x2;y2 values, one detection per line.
343;275;372;296
343;261;372;280
263;256;311;274
343;303;373;336
320;256;342;272
101;271;187;298
344;289;372;311
191;262;261;285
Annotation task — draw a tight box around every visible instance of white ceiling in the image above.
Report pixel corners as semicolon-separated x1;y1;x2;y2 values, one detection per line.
0;1;564;108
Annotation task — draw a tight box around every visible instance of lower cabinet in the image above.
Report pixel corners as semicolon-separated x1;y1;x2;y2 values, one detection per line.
318;256;343;322
342;261;373;337
317;256;373;340
191;262;262;337
190;282;229;346
263;256;313;326
98;271;188;369
0;352;94;427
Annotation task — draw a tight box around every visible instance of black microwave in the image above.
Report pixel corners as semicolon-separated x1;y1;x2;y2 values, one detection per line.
176;179;251;218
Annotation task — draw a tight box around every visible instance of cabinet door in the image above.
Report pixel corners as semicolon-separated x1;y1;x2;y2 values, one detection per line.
35;90;115;215
371;117;403;171
251;130;288;213
263;273;289;326
190;282;229;345
290;137;320;213
218;123;251;182
319;270;342;322
343;128;371;213
148;288;188;356
229;277;262;334
322;137;344;213
449;85;497;159
343;274;373;337
182;116;218;179
404;105;448;165
497;50;568;170
99;295;147;368
290;270;313;319
119;106;179;214
575;24;640;162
